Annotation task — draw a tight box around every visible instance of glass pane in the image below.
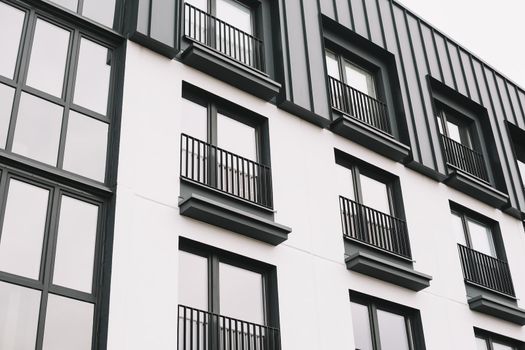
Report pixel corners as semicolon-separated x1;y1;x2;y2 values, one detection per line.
0;179;49;279
26;19;70;97
186;0;207;10
493;342;514;350
219;262;264;325
0;281;41;350
344;61;376;98
518;160;525;188
451;212;467;246
475;337;489;350
12;93;63;165
63;111;108;181
467;219;496;257
446;120;462;144
82;0;116;28
350;302;373;350
52;196;98;293
74;38;111;115
325;50;340;79
436;115;444;135
42;294;94;350
178;251;208;311
0;2;25;79
180;99;208;141
335;165;355;201
49;0;78;11
377;309;410;350
0;83;15;149
360;174;390;214
217;113;256;161
217;0;252;34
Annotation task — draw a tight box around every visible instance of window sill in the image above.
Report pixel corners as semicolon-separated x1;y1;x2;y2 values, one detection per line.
178;181;291;245
443;167;509;209
345;251;431;291
330;115;411;162
468;294;525;325
180;41;281;101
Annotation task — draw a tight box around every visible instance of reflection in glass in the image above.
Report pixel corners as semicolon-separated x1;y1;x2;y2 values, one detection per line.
518;160;525;188
335;165;355;201
74;38;111;115
82;0;116;28
451;212;467;246
217;114;256;161
360;174;390;214
467;219;495;257
0;282;41;350
344;61;376;98
180;99;207;141
377;309;410;350
26;19;70;97
42;294;94;350
325;50;340;78
0;179;49;279
217;0;252;34
178;251;208;310
0;83;15;149
53;196;98;293
219;262;264;324
493;342;514;350
475;338;488;350
350;302;373;350
12;93;63;165
49;0;78;12
0;2;25;79
63;111;108;181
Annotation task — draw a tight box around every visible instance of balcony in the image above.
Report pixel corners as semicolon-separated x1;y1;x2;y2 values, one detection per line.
178;305;280;350
457;244;514;297
178;134;291;245
180;3;281;100
328;77;410;162
340;196;431;291
440;135;509;208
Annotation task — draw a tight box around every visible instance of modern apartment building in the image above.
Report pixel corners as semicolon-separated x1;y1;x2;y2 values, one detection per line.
1;0;525;349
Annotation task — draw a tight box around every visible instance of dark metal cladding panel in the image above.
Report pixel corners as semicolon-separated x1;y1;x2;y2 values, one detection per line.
496;75;517;125
334;0;353;30
364;0;385;47
394;7;434;166
348;0;369;39
519;90;525;129
448;42;468;97
302;0;330;118
150;0;176;46
377;0;420;162
420;24;441;81
282;0;312;108
459;49;480;103
434;34;455;89
319;0;336;20
406;15;444;172
508;85;525;129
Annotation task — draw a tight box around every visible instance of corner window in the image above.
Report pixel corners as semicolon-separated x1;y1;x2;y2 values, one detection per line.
177;239;280;350
451;207;515;297
0;3;114;183
350;292;425;350
180;84;272;208
336;156;410;259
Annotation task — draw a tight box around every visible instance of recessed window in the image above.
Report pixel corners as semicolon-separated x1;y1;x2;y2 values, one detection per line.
0;2;25;80
475;332;522;350
177;239;280;350
0;3;114;183
508;123;525;191
350;292;425;350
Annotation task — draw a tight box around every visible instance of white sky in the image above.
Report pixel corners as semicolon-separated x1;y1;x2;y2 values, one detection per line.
397;0;525;89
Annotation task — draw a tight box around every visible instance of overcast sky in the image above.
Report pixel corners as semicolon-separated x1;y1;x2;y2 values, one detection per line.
397;0;525;89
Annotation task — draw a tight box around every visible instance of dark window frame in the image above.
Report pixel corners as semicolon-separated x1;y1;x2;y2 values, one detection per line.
349;291;426;350
0;166;107;350
475;328;525;350
0;0;119;185
179;237;280;329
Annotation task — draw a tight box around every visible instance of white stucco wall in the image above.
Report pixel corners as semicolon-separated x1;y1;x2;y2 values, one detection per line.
106;42;525;350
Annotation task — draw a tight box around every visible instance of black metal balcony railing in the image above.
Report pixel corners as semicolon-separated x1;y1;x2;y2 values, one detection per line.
458;244;515;297
441;135;490;183
184;3;265;71
328;76;391;135
180;134;273;209
178;305;281;350
339;196;412;259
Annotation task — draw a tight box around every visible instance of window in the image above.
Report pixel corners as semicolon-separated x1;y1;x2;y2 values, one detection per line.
0;2;113;183
336;157;411;259
451;207;515;297
48;0;117;28
180;85;272;208
475;331;523;350
349;292;425;350
508;123;525;191
0;170;104;350
177;239;280;350
436;106;474;148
